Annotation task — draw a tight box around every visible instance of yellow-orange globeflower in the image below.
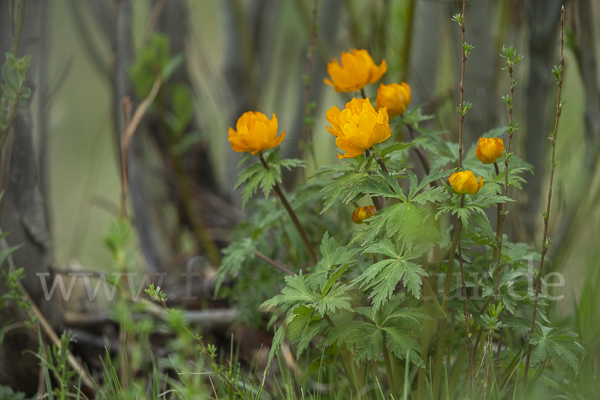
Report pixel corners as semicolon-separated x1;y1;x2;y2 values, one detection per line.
449;170;483;195
228;111;286;154
375;82;411;118
352;205;376;224
475;137;505;164
326;98;391;159
324;49;387;93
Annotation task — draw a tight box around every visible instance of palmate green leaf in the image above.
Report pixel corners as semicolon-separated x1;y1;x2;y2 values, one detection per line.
407;170;451;201
480;271;524;314
436;191;513;237
306;233;356;291
470;194;514;208
328;320;384;361
382;327;424;367
411;186;448;205
503;316;532;334
263;272;352;317
410;127;455;167
469;212;495;242
378;141;414;158
214;238;255;293
356;174;405;200
316;282;353;315
356;294;432;327
530;326;585;373
357;202;425;246
317;166;370;212
400;106;435;127
286;305;324;357
362;237;398;258
327;316;424;365
234;150;304;207
263;273;314;308
318;233;357;270
354;239;430;310
235;162;270;207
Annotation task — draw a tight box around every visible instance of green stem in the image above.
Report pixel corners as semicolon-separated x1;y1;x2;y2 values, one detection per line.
457;195;475;396
340;347;369;399
524;6;565;384
360;87;368;100
0;98;20;149
421;276;446;318
365;148;385;210
11;0;27;56
417;290;432;400
259;153;318;265
383;340;398;395
432;224;461;398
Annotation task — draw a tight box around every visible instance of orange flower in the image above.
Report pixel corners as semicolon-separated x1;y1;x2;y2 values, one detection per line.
326;98;391;159
324;49;387;93
449;171;483;195
228;111;286;154
352;205;376;224
475;137;505;164
375;82;411;118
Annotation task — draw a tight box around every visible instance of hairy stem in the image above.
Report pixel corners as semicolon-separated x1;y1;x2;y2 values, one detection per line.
455;0;475;395
524;6;565;384
457;0;467;170
11;0;27;56
492;44;519;367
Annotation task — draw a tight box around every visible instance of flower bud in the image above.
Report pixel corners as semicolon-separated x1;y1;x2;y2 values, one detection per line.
375;82;411;118
449;171;483;195
352;205;376;224
475;137;505;164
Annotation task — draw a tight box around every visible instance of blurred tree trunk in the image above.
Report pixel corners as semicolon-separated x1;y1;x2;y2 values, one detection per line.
283;0;342;183
409;0;443;107
220;0;266;202
573;0;600;168
112;0;166;273
0;1;63;395
549;0;600;261
108;0;239;272
520;0;562;241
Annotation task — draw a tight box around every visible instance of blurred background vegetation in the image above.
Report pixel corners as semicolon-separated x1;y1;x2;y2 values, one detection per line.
1;0;599;395
45;0;599;313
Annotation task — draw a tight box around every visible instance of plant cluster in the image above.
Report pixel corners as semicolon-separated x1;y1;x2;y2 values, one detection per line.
0;3;588;400
214;7;584;400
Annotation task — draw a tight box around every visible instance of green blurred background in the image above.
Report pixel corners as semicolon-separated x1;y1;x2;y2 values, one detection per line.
43;0;599;318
